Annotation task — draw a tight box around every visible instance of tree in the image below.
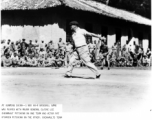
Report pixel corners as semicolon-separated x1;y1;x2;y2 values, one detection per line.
86;0;151;19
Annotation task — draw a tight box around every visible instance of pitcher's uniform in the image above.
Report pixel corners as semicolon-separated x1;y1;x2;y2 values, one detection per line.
66;27;100;76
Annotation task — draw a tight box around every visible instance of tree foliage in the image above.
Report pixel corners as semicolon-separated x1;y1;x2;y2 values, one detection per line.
87;0;151;19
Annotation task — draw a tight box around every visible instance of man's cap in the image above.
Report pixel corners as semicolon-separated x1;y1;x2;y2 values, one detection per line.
69;21;79;26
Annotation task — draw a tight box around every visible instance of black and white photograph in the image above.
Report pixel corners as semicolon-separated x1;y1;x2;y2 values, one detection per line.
1;0;152;119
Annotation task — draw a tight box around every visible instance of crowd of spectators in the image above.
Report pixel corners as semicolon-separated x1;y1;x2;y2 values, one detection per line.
1;38;151;68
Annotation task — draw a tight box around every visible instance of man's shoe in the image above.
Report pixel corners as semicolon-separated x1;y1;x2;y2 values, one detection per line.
108;67;110;70
101;67;103;70
64;74;71;78
96;74;101;79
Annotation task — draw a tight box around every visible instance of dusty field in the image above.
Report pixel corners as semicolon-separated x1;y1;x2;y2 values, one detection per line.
1;67;152;112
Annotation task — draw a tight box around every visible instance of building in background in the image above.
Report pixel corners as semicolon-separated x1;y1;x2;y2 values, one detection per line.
1;0;151;51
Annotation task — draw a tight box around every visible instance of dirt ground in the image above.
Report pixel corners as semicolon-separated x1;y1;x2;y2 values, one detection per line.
1;67;152;112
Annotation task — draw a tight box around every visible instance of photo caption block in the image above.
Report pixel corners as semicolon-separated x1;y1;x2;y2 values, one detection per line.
1;104;62;119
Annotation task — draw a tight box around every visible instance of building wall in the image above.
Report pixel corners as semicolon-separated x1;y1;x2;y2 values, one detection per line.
1;10;66;47
107;27;116;48
121;29;128;47
1;8;151;50
143;33;149;53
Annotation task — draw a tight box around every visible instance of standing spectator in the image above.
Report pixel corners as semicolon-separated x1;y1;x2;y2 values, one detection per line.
15;40;21;56
1;39;6;44
27;40;35;57
20;39;28;57
93;40;97;59
34;40;40;53
1;46;6;57
58;38;65;52
39;48;46;58
4;47;11;57
112;42;117;57
88;40;95;54
99;40;110;70
122;41;129;57
3;39;11;56
47;40;55;52
9;42;16;55
65;41;73;67
88;38;96;62
5;39;11;49
1;39;6;53
136;46;144;66
116;42;121;58
95;39;102;60
40;40;45;51
38;50;45;67
134;41;139;54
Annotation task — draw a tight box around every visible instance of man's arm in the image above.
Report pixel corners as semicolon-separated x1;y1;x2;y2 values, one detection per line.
86;31;103;40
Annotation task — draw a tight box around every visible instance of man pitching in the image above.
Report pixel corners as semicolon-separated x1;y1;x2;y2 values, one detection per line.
64;21;104;79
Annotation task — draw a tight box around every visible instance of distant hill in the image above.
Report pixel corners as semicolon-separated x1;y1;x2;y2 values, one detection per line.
85;0;151;19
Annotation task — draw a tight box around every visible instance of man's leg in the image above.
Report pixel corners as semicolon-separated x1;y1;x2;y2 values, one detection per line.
65;52;77;76
77;46;100;77
84;61;100;76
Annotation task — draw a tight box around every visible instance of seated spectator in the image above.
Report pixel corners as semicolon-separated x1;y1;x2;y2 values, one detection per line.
54;55;65;68
18;57;25;67
48;55;56;67
126;55;133;67
116;56;126;67
11;52;19;67
44;56;51;67
38;54;45;67
142;55;149;66
27;56;37;67
21;56;29;67
2;54;12;67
